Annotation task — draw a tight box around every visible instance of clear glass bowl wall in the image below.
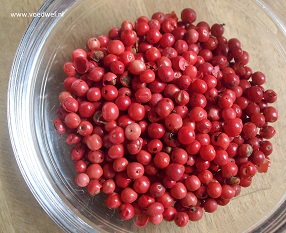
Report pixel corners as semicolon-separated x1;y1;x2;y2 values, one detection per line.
8;0;286;232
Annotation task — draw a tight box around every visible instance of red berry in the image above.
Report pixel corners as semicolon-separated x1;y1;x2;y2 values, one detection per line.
174;212;189;227
127;162;145;179
107;40;125;55
165;163;185;181
181;8;197;23
178;126;195;145
75;173;90;187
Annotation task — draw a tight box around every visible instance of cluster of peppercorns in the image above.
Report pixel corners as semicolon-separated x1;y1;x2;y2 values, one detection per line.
53;8;278;227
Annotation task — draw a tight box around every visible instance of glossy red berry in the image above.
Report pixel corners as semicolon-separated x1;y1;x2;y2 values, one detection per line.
107;39;125;55
128;103;146;121
165;163;185;181
75;173;90;187
174;212;189;227
153;152;170;169
181;8;197;23
127;162;145;179
178;126;195;145
170;182;187;199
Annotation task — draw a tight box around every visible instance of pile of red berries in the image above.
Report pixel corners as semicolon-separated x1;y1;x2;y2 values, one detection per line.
53;8;278;227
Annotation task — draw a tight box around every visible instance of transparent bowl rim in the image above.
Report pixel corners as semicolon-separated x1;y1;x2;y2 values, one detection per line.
7;0;286;232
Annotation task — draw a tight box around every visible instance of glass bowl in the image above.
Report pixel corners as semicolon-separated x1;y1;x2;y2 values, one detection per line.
7;0;286;232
